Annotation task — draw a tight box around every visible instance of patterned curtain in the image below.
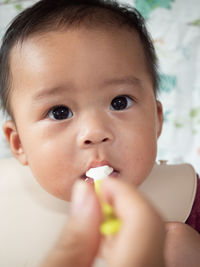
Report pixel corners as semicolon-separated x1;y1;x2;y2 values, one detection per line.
128;0;200;173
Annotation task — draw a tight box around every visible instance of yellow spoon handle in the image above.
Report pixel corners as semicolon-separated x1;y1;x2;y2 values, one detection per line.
94;180;121;235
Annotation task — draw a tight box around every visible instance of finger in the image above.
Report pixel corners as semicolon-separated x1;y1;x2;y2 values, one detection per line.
101;178;165;267
42;181;102;267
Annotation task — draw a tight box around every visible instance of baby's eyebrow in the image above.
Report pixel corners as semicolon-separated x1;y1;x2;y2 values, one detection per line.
32;76;142;101
32;85;71;101
102;76;142;88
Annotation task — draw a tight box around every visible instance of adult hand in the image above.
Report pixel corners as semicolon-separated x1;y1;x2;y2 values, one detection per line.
100;178;165;267
42;178;165;267
41;181;102;267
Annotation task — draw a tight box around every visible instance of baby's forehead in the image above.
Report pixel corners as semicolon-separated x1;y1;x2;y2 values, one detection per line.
7;26;156;120
9;27;152;103
12;24;140;46
10;26;143;62
10;27;146;75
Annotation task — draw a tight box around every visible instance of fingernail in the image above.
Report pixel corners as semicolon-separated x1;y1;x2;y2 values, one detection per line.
71;181;91;216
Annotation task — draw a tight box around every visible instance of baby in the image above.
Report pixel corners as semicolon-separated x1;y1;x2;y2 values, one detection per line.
0;0;200;266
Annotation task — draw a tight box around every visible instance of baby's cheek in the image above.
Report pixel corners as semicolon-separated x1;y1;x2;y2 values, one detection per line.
28;163;71;201
126;152;156;186
49;176;75;201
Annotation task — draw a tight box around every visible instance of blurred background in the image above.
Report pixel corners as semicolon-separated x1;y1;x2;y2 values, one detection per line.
0;0;200;173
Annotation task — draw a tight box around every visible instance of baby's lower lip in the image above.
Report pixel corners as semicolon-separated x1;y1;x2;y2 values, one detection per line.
80;175;94;183
110;170;119;178
85;177;94;184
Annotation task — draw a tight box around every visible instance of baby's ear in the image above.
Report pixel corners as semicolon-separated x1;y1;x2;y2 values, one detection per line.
156;100;163;138
3;120;28;165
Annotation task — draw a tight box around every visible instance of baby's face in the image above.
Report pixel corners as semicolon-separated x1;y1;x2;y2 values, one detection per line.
5;27;163;201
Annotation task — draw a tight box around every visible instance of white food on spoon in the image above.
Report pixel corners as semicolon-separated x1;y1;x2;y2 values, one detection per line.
86;165;113;181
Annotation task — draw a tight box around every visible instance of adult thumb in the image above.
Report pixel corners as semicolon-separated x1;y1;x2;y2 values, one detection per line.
42;181;102;267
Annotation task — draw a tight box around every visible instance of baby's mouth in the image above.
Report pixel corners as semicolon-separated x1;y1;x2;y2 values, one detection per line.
80;167;119;183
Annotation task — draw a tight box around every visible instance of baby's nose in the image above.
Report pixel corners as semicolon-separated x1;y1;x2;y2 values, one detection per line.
83;135;110;145
77;116;114;148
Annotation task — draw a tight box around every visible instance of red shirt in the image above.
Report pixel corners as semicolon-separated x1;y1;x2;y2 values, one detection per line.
185;175;200;233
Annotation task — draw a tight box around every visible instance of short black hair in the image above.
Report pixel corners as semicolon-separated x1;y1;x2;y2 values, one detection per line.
0;0;159;117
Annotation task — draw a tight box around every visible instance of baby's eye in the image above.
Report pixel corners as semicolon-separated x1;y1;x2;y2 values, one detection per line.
47;105;73;120
110;95;133;111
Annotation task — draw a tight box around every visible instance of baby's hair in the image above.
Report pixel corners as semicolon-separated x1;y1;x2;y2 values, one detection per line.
0;0;159;117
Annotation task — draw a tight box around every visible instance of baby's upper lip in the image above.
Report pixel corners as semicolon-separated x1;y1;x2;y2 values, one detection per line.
87;160;111;171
